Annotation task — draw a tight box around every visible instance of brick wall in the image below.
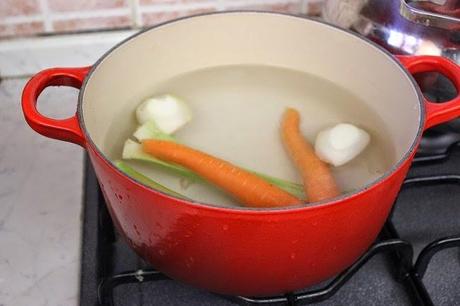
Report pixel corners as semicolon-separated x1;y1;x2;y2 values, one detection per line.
0;0;324;38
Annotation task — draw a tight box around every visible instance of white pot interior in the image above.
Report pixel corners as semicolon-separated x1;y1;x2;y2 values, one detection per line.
81;12;422;206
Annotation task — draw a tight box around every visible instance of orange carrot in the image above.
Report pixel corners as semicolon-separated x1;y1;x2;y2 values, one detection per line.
142;140;300;208
281;108;340;202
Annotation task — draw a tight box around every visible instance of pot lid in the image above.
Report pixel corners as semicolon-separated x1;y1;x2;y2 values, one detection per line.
402;0;460;30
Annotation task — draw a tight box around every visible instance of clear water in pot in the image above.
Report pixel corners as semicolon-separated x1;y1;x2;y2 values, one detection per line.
112;65;395;207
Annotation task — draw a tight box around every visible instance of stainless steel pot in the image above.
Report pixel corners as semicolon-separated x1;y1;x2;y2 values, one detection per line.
322;0;460;64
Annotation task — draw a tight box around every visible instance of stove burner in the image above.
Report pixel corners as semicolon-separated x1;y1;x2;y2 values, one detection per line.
92;176;460;306
80;77;460;305
97;240;413;306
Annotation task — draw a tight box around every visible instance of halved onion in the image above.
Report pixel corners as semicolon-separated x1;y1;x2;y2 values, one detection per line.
315;123;370;167
135;94;192;134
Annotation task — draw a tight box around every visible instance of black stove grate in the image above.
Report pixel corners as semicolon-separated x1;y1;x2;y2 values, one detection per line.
80;148;460;306
97;239;414;306
79;72;460;306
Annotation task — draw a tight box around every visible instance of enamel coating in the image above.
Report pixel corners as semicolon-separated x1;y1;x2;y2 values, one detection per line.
87;143;412;296
21;13;460;296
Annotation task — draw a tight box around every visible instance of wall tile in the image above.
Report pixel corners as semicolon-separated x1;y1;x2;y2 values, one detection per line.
0;22;44;38
140;0;212;4
141;11;181;25
223;2;301;14
141;7;215;26
305;0;323;16
47;0;128;12
0;0;325;38
53;15;131;32
0;0;40;18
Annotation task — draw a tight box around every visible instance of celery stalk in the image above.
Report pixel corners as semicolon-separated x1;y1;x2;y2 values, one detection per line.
115;160;189;200
122;139;199;180
251;171;304;199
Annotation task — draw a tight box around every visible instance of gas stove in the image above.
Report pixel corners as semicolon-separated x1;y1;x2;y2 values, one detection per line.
79;77;460;306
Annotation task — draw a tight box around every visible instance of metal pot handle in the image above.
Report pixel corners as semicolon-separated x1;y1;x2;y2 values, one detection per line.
21;66;90;147
397;55;460;130
400;0;459;30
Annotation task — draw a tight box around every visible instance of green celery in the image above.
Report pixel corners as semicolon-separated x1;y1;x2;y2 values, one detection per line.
115;160;189;200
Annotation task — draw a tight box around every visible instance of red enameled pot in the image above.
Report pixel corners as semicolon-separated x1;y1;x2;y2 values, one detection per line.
22;12;460;296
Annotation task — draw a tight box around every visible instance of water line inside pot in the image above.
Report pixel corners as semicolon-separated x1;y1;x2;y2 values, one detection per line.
105;65;396;207
81;14;424;205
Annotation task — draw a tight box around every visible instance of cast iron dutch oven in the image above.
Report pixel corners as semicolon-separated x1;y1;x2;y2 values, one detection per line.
22;12;460;296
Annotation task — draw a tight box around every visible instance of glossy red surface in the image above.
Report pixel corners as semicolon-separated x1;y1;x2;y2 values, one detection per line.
22;51;460;295
397;55;460;129
88;144;412;296
21;66;90;147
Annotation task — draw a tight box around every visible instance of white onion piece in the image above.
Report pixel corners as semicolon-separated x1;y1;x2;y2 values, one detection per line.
133;120;175;142
135;94;192;134
315;123;370;167
122;139;144;160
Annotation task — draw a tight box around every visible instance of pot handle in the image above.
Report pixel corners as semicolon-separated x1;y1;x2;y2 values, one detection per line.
397;55;460;130
22;66;91;147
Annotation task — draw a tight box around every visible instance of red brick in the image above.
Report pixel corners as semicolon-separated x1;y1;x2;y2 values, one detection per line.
53;15;131;32
0;0;40;18
48;0;128;12
0;22;44;38
140;0;211;5
142;11;180;25
306;1;324;16
224;2;301;14
141;7;216;26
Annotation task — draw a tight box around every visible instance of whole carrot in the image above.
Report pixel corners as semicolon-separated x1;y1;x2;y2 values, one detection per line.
142;140;300;208
281;108;340;202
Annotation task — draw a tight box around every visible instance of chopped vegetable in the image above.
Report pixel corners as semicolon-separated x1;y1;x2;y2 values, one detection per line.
142;140;301;208
315;123;370;167
281;108;340;202
135;94;192;134
125;121;305;198
123;139;200;180
133;120;176;142
250;171;304;199
115;160;189;200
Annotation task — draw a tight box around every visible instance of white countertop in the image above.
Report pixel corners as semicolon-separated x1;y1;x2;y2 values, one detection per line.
0;31;133;306
0;78;83;306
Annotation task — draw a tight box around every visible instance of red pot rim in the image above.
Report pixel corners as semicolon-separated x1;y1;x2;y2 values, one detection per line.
77;11;426;214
